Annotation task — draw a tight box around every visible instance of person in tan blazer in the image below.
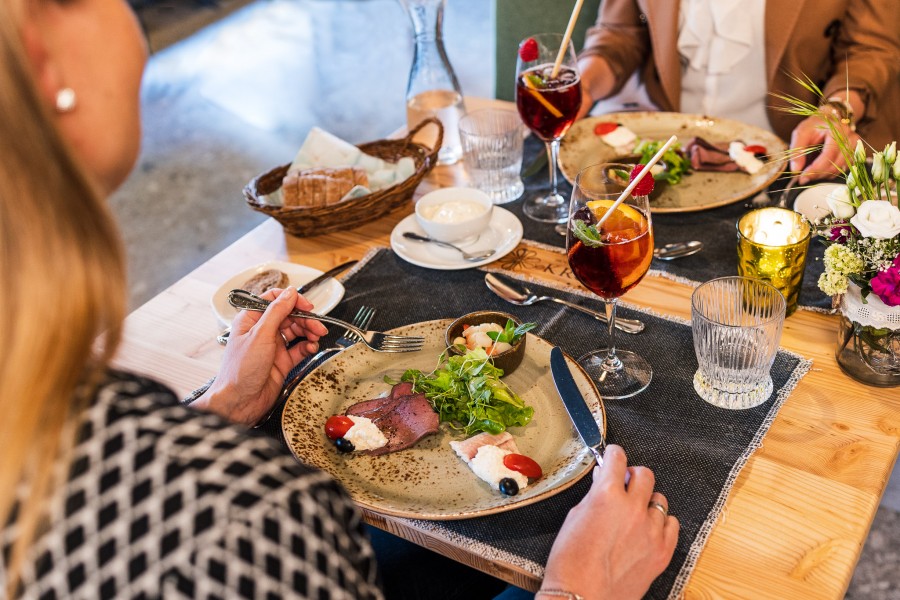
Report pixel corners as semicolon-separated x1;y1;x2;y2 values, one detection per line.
578;0;900;183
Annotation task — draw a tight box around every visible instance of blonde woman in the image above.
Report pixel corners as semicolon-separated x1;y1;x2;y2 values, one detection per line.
0;1;677;598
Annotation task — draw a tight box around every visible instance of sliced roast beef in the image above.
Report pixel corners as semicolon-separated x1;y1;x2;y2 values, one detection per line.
344;382;439;455
683;137;741;172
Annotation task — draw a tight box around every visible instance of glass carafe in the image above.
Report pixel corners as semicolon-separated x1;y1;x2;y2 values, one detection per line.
400;0;465;165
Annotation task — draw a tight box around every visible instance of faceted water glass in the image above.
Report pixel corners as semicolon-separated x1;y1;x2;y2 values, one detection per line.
691;277;786;409
459;109;525;204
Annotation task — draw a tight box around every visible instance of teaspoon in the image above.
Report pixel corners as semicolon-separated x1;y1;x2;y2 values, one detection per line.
653;240;703;260
403;232;496;261
484;273;645;334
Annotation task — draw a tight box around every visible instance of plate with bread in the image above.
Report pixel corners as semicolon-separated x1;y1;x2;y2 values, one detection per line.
211;260;345;326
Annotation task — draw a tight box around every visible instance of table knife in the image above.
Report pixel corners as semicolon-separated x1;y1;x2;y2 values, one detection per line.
550;347;607;468
297;259;358;294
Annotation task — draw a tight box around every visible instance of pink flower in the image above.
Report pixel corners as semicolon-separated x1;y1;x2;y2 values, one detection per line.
829;221;852;243
871;255;900;307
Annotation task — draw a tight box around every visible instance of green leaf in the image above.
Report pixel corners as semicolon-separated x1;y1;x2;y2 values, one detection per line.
572;218;604;248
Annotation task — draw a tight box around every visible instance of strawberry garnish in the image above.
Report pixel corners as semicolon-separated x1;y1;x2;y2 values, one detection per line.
630;164;655;196
593;122;618;136
744;144;766;155
518;38;539;62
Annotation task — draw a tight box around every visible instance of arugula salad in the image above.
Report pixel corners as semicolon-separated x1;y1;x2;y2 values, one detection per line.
395;348;534;436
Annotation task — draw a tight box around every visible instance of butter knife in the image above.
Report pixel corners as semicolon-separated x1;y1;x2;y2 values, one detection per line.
297;259;357;294
550;347;630;485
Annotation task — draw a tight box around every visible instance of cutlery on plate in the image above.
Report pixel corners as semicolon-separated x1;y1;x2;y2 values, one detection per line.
227;289;424;352
653;240;703;260
217;259;358;345
255;306;376;428
296;259;358;294
402;232;496;261
484;273;645;334
550;346;630;485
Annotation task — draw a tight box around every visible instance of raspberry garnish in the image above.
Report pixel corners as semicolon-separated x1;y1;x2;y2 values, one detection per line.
518;38;539;62
630;164;655;196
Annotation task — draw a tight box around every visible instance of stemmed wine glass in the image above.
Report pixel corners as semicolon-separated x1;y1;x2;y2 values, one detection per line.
515;32;582;223
565;163;654;398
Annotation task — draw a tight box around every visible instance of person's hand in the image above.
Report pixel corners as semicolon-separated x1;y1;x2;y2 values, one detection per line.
540;445;679;600
577;84;595;121
197;287;329;426
790;115;860;185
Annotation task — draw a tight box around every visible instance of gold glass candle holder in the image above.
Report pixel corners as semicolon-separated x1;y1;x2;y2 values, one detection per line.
736;207;811;316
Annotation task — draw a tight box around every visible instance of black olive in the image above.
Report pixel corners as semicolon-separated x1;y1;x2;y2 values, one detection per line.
498;477;519;496
335;437;355;453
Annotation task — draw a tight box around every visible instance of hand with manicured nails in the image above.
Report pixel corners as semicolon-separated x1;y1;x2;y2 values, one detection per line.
198;287;329;426
540;445;679;600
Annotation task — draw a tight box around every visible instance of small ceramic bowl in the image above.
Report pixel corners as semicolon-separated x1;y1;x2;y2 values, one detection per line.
415;187;493;243
445;310;527;375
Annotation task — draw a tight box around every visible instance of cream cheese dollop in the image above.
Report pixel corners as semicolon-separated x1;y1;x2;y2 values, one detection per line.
469;445;528;491
343;416;388;451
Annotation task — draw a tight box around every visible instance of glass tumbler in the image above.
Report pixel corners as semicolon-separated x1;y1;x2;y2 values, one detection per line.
458;109;525;204
691;277;786;409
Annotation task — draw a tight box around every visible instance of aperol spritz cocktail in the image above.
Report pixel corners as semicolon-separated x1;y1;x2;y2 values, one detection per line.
565;163;654;398
515;33;581;223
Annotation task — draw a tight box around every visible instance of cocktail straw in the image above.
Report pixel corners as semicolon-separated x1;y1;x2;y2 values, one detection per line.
592;135;678;230
551;0;586;79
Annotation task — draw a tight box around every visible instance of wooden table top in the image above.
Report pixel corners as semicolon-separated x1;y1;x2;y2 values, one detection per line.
112;99;900;599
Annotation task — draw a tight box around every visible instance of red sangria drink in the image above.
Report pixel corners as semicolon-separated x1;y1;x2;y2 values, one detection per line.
516;64;581;142
515;33;582;223
565;163;654;399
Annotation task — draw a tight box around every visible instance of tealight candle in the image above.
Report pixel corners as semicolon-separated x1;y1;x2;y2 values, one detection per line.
736;207;812;316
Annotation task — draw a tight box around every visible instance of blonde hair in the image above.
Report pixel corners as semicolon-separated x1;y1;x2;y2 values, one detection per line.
0;0;127;592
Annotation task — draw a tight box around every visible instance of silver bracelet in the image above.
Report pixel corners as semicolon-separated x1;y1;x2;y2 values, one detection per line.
536;590;584;600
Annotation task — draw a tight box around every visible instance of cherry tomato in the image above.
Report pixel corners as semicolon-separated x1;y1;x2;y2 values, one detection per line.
325;415;354;440
593;122;618;136
744;144;766;155
503;453;543;479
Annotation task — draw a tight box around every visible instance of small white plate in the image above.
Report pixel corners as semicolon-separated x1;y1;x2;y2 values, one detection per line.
793;183;842;222
390;206;523;270
211;260;345;326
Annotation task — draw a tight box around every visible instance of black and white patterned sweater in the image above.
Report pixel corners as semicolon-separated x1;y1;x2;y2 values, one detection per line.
1;371;383;599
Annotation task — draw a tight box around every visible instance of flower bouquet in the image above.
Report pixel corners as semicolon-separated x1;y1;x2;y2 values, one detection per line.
778;79;900;385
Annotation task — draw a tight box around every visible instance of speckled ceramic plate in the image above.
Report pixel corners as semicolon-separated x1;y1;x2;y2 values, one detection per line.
558;112;788;213
282;319;605;520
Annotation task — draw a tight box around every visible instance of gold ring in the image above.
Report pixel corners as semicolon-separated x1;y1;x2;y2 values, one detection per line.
648;500;668;517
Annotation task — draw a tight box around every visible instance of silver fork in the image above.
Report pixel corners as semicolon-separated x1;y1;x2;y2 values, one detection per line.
254;306;377;428
228;290;424;352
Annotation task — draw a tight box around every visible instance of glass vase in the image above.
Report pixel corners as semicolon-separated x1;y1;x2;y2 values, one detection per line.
835;284;900;387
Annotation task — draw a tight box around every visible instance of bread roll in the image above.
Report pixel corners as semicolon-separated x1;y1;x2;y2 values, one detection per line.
242;269;289;296
280;167;369;208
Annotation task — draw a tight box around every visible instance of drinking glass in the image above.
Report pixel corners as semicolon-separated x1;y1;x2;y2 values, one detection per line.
565;163;654;398
691;277;786;409
515;32;582;223
458;109;525;204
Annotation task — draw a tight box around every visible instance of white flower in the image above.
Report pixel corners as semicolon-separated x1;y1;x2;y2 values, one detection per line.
854;140;867;165
895;150;900;180
825;186;856;219
885;142;897;166
872;152;886;183
823;244;865;275
850;200;900;239
818;270;849;296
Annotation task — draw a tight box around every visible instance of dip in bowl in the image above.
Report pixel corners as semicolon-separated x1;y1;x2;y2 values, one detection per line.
415;187;493;243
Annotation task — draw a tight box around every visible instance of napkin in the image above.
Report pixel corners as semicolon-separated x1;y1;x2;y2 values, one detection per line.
263;127;416;207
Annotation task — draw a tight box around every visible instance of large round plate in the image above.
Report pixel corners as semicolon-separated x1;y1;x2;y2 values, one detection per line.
390;207;523;270
211;260;344;326
559;112;788;213
282;319;604;520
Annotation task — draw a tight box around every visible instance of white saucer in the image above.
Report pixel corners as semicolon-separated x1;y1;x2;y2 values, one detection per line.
390;207;523;270
211;260;344;326
793;183;843;222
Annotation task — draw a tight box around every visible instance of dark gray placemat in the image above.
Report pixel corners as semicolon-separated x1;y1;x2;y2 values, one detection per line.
505;135;830;311
262;249;811;600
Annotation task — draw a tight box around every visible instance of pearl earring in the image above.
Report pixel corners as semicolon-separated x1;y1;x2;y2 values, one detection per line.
55;88;76;113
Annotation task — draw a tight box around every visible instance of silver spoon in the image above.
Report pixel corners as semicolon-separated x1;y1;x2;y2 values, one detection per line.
484;273;645;334
653;240;703;260
403;232;496;261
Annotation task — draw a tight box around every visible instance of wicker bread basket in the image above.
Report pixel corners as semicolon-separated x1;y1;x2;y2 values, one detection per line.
243;118;443;237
